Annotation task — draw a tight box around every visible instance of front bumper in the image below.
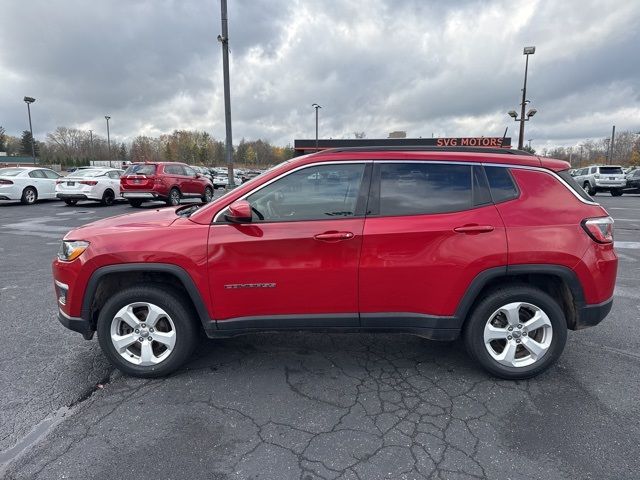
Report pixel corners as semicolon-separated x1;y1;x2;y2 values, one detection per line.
58;308;94;339
575;297;613;330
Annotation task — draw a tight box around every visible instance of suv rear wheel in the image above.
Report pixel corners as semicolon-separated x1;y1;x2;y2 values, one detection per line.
202;186;213;203
167;188;181;206
96;286;198;377
463;285;567;379
583;182;596;196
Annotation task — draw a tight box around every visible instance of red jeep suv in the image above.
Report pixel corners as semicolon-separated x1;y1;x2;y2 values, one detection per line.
120;162;214;207
53;147;617;379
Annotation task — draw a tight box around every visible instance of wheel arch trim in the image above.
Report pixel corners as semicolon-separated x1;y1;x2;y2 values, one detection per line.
81;263;210;329
455;264;586;323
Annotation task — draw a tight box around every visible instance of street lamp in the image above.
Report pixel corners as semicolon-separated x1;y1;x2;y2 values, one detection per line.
89;129;94;161
23;96;36;164
105;116;111;160
507;46;536;150
312;103;322;152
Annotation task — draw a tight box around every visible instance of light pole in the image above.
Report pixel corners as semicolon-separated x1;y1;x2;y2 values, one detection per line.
507;46;536;150
218;0;235;187
105;116;111;160
89;129;94;161
23;96;36;164
312;103;321;151
527;139;533;149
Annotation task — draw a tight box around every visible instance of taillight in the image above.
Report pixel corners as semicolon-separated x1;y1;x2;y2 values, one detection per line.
582;216;614;243
594;174;600;179
80;180;98;186
56;180;64;184
0;179;14;185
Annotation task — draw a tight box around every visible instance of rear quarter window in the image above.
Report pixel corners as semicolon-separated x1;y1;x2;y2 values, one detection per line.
557;169;594;201
484;166;519;203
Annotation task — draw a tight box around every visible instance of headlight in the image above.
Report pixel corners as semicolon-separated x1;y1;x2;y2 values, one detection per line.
58;240;90;261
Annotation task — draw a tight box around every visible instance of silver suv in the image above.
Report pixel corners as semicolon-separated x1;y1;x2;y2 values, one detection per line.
572;165;626;196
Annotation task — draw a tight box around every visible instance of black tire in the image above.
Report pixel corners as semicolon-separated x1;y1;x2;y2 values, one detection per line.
201;186;213;203
96;285;199;378
21;187;37;205
166;188;181;206
611;189;623;197
583;182;596;196
63;198;78;206
463;285;567;380
101;189;115;206
128;199;143;208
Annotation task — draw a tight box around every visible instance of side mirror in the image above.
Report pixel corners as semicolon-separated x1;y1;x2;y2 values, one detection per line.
225;200;252;223
195;173;202;178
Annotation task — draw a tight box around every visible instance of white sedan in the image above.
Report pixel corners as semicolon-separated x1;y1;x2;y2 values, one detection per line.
0;166;62;205
55;168;124;206
212;173;242;189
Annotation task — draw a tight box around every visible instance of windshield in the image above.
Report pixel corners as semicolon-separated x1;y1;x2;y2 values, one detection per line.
0;168;25;177
124;164;156;175
599;167;623;175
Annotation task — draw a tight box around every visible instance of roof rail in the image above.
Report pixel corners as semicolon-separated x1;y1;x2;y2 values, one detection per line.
319;146;535;156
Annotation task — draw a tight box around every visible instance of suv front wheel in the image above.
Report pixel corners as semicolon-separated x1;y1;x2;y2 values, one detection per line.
463;285;567;379
97;285;198;377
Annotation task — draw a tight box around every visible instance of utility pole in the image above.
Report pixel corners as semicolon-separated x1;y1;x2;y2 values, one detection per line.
518;47;535;150
23;96;36;164
609;125;616;164
219;0;235;187
105;116;111;160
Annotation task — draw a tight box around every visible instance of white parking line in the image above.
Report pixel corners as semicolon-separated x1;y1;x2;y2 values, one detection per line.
612;218;640;222
615;241;640;249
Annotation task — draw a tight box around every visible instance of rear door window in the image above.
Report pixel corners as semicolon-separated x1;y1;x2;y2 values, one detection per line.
28;170;46;178
376;163;473;216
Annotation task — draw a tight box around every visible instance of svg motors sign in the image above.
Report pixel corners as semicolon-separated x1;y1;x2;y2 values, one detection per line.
436;137;510;148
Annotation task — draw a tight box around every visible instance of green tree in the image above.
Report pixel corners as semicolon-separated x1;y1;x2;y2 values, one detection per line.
522;144;536;154
118;143;127;160
21;130;39;157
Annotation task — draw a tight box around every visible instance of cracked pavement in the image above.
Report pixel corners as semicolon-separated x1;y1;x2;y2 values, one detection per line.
2;195;640;479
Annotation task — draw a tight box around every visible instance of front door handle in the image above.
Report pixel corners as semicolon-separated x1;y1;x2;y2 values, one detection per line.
314;231;354;242
454;225;495;234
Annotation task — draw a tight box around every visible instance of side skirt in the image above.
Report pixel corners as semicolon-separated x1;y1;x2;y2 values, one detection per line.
204;313;460;341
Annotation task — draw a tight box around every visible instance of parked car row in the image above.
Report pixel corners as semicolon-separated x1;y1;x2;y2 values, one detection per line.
0;162;228;207
570;165;640;196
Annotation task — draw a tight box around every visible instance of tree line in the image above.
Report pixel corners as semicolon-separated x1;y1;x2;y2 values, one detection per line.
0;126;295;167
536;130;640;167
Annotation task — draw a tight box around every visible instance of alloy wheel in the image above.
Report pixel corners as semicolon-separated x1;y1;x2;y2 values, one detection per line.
483;302;553;368
110;302;177;366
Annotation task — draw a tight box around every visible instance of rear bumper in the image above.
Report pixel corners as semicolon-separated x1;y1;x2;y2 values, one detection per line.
121;192;159;199
57;193;89;200
575;297;613;330
58;308;93;340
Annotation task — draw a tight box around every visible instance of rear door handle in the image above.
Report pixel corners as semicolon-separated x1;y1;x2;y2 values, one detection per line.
454;225;495;234
314;231;354;242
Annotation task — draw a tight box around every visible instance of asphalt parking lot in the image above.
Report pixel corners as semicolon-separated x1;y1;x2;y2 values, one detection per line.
1;193;639;480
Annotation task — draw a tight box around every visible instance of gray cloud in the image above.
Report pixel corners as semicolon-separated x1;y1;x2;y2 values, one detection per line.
0;0;638;148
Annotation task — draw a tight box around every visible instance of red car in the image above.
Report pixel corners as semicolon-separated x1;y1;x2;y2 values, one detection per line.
120;162;214;207
53;147;617;379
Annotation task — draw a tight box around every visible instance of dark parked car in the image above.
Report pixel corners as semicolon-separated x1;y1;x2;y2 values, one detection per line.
624;168;640;193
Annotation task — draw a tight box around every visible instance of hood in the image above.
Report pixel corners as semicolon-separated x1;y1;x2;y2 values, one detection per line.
64;207;181;239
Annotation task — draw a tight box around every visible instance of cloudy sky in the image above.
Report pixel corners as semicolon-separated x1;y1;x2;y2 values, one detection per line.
1;0;639;150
